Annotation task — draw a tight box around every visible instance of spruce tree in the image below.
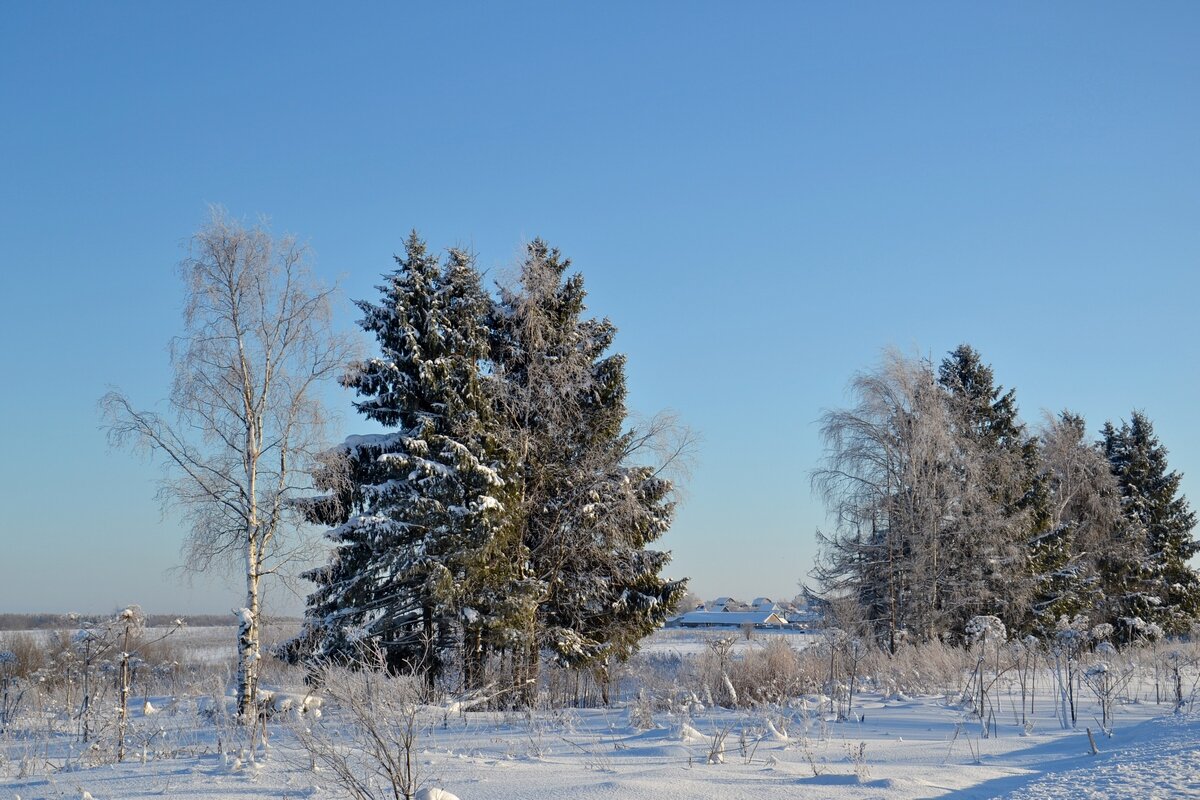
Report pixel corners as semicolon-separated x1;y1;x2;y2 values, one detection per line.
938;344;1023;455
295;234;506;682
937;344;1035;632
293;234;685;702
489;240;684;700
1102;412;1200;636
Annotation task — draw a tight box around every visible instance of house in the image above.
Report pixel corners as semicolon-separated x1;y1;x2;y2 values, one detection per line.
676;597;789;629
710;597;737;612
677;609;789;629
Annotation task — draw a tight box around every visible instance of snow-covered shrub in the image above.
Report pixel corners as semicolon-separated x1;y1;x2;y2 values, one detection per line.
845;740;869;779
0;649;21;733
293;663;428;800
1010;635;1043;729
1051;614;1091;728
963;615;1009;732
690;636;740;708
628;688;656;730
729;638;814;705
965;616;1007;647
625;650;690;712
1090;623;1115;646
0;632;55;680
689;636;831;710
1083;660;1127;734
1121;616;1164;645
1165;650;1190;710
863;640;972;698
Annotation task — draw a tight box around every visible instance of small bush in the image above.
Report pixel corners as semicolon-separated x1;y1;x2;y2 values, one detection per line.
0;632;51;679
294;662;426;800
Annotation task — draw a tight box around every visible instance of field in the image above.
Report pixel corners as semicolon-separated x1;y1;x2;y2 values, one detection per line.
2;625;1198;799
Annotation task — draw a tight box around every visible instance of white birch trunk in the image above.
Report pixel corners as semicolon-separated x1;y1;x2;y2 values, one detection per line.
237;544;261;721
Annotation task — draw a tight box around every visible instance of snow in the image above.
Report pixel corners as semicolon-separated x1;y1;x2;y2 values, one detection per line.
343;432;405;450
639;627;818;658
4;626;1200;799
416;789;462;800
7;706;1198;799
477;495;504;511
992;714;1200;799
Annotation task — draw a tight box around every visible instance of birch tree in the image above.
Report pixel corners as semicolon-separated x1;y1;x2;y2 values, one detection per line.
812;349;1003;647
1027;411;1125;631
102;208;351;720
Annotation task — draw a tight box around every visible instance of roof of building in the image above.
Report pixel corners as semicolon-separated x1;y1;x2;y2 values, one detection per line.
678;610;789;626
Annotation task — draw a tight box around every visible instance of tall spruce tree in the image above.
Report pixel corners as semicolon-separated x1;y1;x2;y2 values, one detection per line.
295;235;506;683
1102;411;1200;636
936;345;1036;632
489;240;684;701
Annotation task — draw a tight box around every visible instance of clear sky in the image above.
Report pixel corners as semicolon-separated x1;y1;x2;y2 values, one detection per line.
2;2;1198;616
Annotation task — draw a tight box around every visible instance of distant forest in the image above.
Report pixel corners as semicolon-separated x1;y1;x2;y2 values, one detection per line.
0;613;280;630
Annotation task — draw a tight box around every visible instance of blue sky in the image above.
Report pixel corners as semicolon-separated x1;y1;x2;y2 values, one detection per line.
1;2;1198;615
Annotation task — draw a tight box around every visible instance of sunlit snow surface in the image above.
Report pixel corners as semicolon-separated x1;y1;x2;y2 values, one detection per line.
2;627;1199;799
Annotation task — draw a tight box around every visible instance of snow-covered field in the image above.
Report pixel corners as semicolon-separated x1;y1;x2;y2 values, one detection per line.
638;627;821;658
2;627;1199;799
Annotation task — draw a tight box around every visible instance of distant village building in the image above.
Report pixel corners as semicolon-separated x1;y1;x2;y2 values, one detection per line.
674;596;790;629
677;608;789;629
667;594;825;630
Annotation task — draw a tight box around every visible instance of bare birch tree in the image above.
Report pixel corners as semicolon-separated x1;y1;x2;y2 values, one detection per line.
812;349;986;648
1028;411;1129;629
102;208;352;720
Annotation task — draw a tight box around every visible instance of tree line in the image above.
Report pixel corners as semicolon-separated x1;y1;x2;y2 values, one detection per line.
0;613;243;631
104;211;1196;719
813;346;1199;649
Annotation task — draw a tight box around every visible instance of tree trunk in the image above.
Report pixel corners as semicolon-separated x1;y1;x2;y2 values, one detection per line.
512;627;539;709
464;626;484;692
237;537;261;722
422;604;436;692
